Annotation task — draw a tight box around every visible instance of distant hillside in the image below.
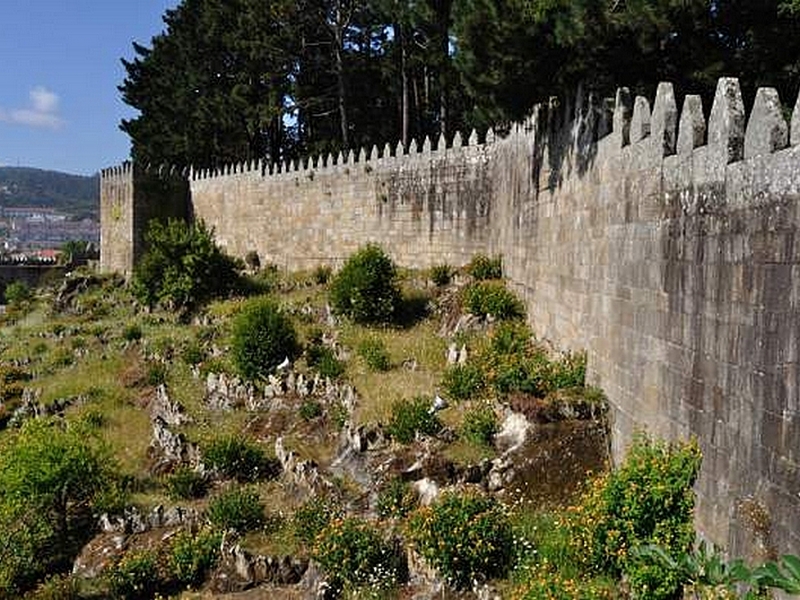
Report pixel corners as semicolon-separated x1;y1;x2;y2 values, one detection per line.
0;167;99;219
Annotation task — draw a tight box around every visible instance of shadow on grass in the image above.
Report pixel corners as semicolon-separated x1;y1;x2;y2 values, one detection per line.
393;290;431;329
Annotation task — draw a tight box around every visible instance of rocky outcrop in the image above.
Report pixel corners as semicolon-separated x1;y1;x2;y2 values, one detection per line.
209;536;308;593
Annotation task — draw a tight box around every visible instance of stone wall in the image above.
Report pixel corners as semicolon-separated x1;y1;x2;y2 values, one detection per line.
102;76;800;559
189;133;493;271
100;163;188;277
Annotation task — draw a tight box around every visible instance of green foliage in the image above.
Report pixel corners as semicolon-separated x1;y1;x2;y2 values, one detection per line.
299;398;324;421
570;434;702;600
25;573;80;600
442;363;484;401
202;435;277;483
0;418;115;594
168;528;221;588
132;218;242;312
466;254;503;280
306;343;345;379
312;517;404;591
463;281;524;320
230;297;299;380
165;467;208;500
385;396;442;444
408;491;513;589
121;323;142;342
207;487;265;533
329;244;401;325
107;550;160;600
377;478;416;520
460;403;498;446
357;337;391;372
430;264;454;287
4;281;32;307
313;264;333;285
293;497;342;545
518;565;615;599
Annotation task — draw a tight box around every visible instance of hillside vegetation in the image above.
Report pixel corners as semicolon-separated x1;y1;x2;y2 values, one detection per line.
0;167;99;218
0;233;797;599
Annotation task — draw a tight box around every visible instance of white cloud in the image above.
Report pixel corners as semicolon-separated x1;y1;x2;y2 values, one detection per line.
0;86;65;129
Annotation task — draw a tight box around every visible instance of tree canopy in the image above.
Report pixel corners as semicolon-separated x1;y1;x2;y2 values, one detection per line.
120;0;800;169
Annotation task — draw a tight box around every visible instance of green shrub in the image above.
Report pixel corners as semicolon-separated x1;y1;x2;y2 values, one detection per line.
430;264;453;287
306;343;345;379
121;323;142;342
181;340;205;365
313;517;404;592
461;403;498;446
442;363;484;401
467;254;503;280
4;281;32;306
230;297;299;380
107;550;161;600
463;281;524;320
357;337;391;371
207;487;265;533
132;218;242;312
165;467;208;500
329;244;401;324
299;398;324;421
293;497;342;544
25;573;80;600
386;396;441;444
377;478;416;520
168;528;221;588
548;351;587;389
313;264;333;285
202;436;278;483
408;491;513;588
570;435;702;600
145;361;167;386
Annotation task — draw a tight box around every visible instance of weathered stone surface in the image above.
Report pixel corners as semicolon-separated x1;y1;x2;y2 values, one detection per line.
677;95;705;155
745;87;788;159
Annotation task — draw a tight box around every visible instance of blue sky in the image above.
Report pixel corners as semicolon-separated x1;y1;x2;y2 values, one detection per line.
0;0;179;175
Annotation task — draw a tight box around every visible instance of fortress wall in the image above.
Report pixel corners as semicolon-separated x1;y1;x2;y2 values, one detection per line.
190;136;494;271
103;76;800;560
494;80;800;560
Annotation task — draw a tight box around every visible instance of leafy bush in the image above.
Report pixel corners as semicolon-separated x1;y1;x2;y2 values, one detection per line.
202;436;278;483
386;396;442;444
461;403;498;446
442;363;484;401
168;528;221;588
313;264;333;285
357;337;391;371
230;297;299;380
313;517;404;591
165;467;208;500
0;418;115;594
107;550;161;600
293;497;342;544
299;398;324;421
121;323;142;342
132;218;242;312
306;343;345;379
26;573;80;600
180;340;205;365
463;281;524;320
430;264;453;287
207;487;265;533
4;281;32;306
329;244;401;324
408;491;513;588
467;254;503;280
569;434;702;600
377;478;416;520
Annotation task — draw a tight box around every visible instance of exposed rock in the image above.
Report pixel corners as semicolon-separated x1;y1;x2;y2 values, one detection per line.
149;384;190;426
149;415;202;472
210;535;308;593
412;478;440;505
206;371;259;411
495;410;531;455
99;505;199;535
275;436;329;491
